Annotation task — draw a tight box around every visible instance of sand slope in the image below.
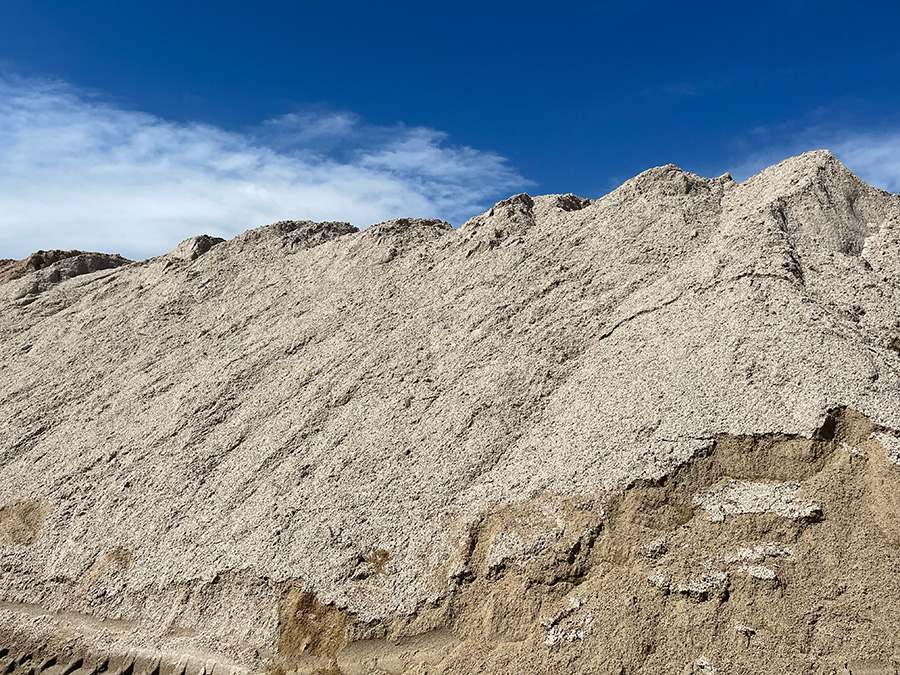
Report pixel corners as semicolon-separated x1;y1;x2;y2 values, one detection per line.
1;151;900;674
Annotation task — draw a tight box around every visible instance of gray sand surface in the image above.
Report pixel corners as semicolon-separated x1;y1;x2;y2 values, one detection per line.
1;151;899;674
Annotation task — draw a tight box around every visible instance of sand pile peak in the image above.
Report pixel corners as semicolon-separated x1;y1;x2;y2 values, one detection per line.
1;151;899;675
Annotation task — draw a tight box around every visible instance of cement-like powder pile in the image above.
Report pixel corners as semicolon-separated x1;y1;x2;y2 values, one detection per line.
1;151;899;675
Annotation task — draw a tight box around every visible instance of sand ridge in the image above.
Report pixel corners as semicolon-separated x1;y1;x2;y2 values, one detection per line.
1;151;899;674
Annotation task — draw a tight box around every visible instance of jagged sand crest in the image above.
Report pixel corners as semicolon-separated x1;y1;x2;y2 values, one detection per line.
2;150;900;674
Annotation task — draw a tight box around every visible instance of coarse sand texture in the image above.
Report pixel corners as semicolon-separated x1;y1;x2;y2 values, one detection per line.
1;151;900;674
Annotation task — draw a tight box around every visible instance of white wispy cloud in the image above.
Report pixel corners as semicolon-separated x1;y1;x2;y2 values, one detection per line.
0;75;528;260
830;132;900;193
724;124;900;193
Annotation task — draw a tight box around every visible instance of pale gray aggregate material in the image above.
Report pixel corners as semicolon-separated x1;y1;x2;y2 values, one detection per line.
0;150;899;646
692;481;820;523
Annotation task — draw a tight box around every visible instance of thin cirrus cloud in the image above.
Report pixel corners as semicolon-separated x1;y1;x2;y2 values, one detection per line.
726;125;900;194
0;75;529;261
830;132;900;193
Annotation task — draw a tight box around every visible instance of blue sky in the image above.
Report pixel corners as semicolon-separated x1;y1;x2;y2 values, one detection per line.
2;0;899;259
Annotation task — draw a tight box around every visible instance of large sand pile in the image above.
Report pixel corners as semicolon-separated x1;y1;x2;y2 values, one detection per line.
1;150;899;675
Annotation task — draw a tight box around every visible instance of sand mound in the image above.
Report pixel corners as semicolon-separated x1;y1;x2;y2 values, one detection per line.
0;250;130;288
1;151;899;674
